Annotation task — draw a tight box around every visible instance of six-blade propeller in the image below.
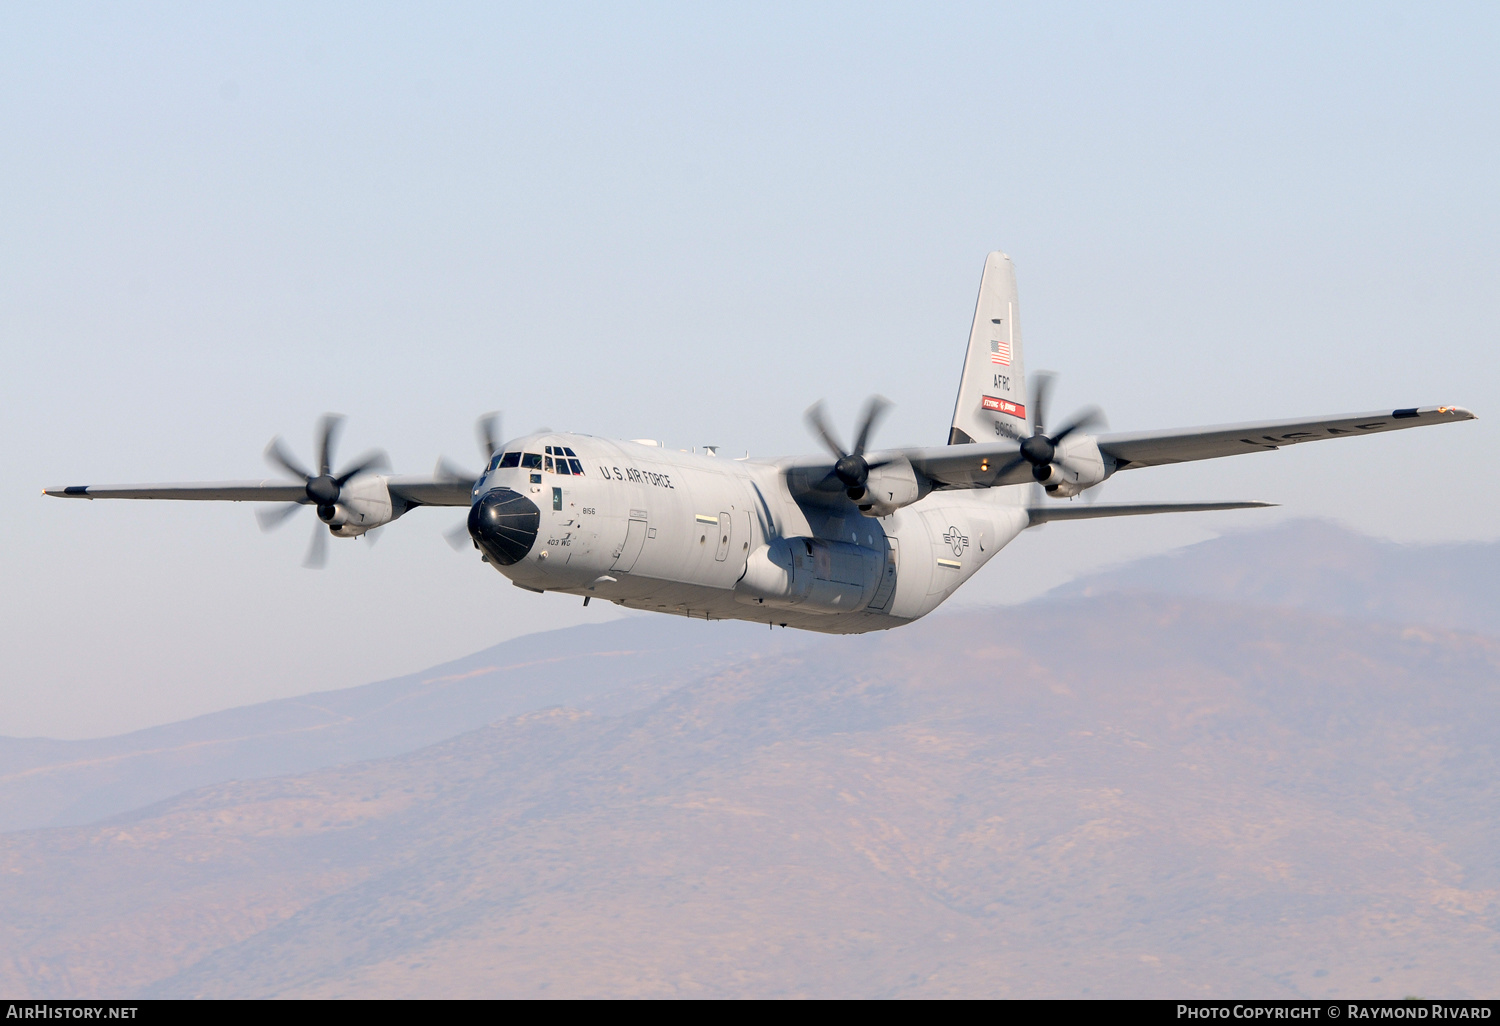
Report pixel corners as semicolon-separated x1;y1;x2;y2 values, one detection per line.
990;372;1105;486
804;396;892;501
256;414;389;568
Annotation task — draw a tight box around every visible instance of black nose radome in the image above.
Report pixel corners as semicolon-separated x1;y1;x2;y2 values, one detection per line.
468;488;540;566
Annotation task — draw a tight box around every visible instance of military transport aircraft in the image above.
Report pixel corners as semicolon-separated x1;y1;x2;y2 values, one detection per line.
46;252;1476;634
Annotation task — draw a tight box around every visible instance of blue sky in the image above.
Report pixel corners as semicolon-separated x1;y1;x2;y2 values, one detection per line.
3;3;1496;737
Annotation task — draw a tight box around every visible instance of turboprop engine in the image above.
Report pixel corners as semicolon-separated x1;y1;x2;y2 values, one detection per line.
1033;433;1107;498
255;414;395;566
856;456;926;516
803;396;929;517
989;372;1111;500
322;473;396;537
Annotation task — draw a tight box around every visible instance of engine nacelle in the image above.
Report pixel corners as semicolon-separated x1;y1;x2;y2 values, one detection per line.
323;475;396;538
734;537;883;614
854;456;928;518
1038;435;1107;498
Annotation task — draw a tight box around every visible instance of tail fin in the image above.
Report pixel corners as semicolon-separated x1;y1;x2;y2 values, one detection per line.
948;251;1028;445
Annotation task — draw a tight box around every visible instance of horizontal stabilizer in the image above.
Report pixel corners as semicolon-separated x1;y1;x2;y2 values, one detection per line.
1027;500;1274;525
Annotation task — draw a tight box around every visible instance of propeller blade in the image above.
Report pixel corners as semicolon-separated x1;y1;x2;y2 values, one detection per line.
265;437;311;482
302;524;329;569
803;401;849;459
435;457;474;483
444;521;473;551
1047;406;1105;446
851;395;891;456
476;412;501;460
334;448;390;486
255;502;304;532
1031;372;1055;438
316;414;344;478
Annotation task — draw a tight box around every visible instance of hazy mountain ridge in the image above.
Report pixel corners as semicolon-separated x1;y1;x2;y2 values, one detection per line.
1;595;1496;998
0;617;810;832
2;519;1494;837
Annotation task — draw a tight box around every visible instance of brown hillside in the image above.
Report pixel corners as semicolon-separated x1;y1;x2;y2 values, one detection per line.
1;597;1496;998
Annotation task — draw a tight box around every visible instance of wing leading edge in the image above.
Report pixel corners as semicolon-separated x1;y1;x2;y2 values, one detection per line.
43;481;308;501
43;475;474;507
1099;405;1475;470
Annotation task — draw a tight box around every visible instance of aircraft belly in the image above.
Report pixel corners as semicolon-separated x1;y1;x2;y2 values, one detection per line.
616;590;912;634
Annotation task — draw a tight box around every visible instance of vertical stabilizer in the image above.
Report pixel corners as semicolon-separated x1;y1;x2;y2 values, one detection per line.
948;252;1028;445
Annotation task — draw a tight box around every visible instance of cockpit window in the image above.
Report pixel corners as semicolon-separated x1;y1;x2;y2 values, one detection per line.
522;447;585;475
563;447;577;457
487;452;503;472
498;452;520;469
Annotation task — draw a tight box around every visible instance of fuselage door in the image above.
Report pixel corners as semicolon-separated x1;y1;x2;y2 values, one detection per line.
611;508;649;573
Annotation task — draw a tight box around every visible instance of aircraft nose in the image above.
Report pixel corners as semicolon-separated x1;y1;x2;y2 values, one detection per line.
467;488;541;566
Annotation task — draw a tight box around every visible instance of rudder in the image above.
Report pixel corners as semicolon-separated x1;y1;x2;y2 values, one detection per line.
948;252;1028;445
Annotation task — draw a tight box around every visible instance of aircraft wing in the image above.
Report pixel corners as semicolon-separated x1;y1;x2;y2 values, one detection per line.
783;404;1475;503
386;476;473;507
1099;405;1476;470
43;481;308;501
897;442;1032;488
780;440;1032;501
44;474;475;507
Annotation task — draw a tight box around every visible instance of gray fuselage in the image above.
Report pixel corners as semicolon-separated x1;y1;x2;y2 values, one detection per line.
471;433;1028;634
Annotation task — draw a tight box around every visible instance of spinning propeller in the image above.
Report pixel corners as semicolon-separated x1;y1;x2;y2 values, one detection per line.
255;414;389;568
991;373;1105;488
443;412;502;551
804;396;893;501
436;412;501;485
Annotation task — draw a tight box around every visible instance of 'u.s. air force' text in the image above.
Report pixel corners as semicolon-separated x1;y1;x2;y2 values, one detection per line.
598;466;674;489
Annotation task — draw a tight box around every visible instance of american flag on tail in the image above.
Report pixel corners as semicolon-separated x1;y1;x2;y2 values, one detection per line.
990;338;1011;366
